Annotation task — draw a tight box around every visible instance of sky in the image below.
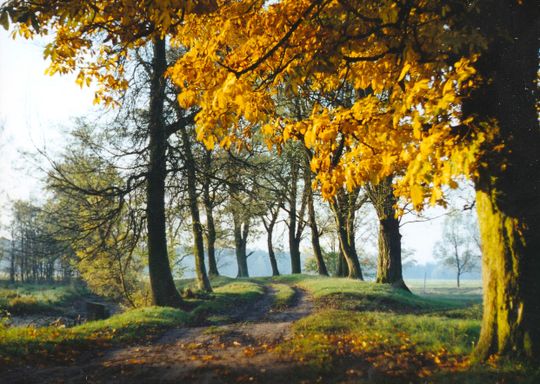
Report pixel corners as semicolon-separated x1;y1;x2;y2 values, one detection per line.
0;29;96;228
0;27;476;265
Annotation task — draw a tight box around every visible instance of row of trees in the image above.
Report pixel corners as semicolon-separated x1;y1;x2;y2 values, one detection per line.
0;201;73;283
1;0;537;362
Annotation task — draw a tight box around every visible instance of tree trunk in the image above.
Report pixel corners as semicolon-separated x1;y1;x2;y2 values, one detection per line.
330;191;363;280
367;177;409;291
474;190;539;361
336;250;348;277
205;203;219;277
289;236;301;274
146;38;184;308
234;213;250;278
306;165;328;276
336;223;363;280
180;126;212;292
468;2;540;362
203;151;219;277
288;162;302;274
228;168;250;278
265;218;280;276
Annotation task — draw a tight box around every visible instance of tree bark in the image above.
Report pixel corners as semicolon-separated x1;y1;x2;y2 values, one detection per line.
233;213;250;278
204;199;219;277
474;190;539;361
202;150;219;277
146;38;184;308
367;177;409;291
180;125;212;292
467;1;540;362
336;221;363;280
335;250;348;277
306;164;328;276
263;214;280;276
288;161;302;274
330;190;363;280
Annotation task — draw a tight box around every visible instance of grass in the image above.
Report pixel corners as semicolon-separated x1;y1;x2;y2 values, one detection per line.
0;283;88;316
269;276;539;383
188;280;265;323
2;275;538;382
0;278;264;365
270;283;296;310
293;275;470;313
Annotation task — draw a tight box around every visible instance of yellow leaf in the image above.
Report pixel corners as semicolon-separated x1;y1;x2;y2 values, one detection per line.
304;127;315;148
398;63;410;82
410;184;424;209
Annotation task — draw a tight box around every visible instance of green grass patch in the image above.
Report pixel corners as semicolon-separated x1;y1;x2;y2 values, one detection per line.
273;275;487;379
0;279;264;365
293;275;465;313
0;284;89;316
188;280;264;323
271;283;296;310
0;306;188;365
294;309;480;355
175;275;236;291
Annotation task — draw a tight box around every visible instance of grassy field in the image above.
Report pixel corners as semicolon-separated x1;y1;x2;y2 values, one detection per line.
0;283;89;316
273;276;537;383
0;279;264;365
1;276;538;382
406;279;483;303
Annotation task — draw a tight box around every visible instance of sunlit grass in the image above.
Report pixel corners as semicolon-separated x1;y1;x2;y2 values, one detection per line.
270;283;296;310
0;279;264;363
0;283;88;315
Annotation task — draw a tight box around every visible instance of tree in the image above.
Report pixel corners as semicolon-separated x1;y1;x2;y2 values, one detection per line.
281;144;309;274
366;177;409;291
304;152;329;276
7;200;69;283
45;136;148;306
434;213;480;288
167;0;539;361
329;188;367;279
0;0;209;307
176;116;212;292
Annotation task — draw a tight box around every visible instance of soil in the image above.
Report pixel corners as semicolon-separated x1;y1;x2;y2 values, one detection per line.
3;286;321;384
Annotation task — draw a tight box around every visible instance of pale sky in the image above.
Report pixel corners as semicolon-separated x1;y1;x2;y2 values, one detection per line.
0;29;96;230
0;28;476;264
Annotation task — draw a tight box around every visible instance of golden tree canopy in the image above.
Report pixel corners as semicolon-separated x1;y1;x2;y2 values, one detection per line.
2;0;500;209
168;0;498;209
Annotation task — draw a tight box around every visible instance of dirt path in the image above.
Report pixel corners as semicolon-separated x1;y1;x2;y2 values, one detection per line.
5;285;316;384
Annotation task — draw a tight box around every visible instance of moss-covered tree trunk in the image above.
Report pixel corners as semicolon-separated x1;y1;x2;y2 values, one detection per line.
146;38;184;308
367;177;409;291
467;1;539;362
475;190;539;361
